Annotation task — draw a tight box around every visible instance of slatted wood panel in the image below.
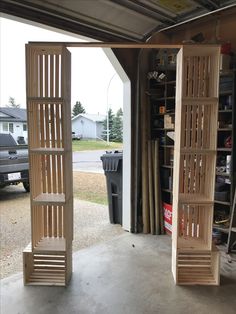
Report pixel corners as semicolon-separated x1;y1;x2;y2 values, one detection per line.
178;153;215;199
172;46;220;285
23;45;73;286
24;249;66;286
178;204;213;250
177;250;219;285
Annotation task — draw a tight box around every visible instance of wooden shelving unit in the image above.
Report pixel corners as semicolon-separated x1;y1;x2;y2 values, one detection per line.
148;49;177;207
213;70;236;245
172;46;220;285
23;45;73;286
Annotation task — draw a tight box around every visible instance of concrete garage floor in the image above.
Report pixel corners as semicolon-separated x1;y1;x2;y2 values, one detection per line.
1;234;236;314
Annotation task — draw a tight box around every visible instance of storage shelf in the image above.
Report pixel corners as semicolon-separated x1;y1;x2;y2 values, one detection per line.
215;172;230;177
33;193;65;205
162;188;172;193
161;165;173;169
214;200;230;206
218;110;232;113
178;237;209;250
213;225;229;233
217;128;232;131
180;148;215;154
153;128;174;131
34;237;66;253
179;194;213;204
182;97;218;104
160;145;174;148
220;91;233;96
31;148;65;155
28;97;64;103
217;148;232;151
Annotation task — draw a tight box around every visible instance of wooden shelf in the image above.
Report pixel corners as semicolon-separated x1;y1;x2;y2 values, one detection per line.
182;97;218;104
31;148;65;155
178;237;209;250
33;193;65;205
179;194;213;204
180;149;215;154
34;237;66;253
28;97;64;103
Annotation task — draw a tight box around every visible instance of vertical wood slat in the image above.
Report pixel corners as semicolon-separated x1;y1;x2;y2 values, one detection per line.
148;141;155;235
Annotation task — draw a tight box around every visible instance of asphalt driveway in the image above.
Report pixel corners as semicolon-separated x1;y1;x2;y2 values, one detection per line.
73;150;105;173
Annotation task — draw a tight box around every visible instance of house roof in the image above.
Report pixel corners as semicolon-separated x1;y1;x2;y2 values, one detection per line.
0;107;27;122
1;0;235;42
72;113;106;123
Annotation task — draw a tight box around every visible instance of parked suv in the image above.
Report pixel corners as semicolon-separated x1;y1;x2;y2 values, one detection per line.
0;133;30;192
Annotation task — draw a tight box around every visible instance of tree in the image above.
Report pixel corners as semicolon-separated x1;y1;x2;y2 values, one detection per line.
72;101;86;117
102;108;114;141
111;108;123;142
7;97;20;108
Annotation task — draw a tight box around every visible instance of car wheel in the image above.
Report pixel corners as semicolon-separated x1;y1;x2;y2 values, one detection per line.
23;181;30;192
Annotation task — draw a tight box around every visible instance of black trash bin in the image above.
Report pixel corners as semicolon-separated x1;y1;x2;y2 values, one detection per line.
101;151;122;225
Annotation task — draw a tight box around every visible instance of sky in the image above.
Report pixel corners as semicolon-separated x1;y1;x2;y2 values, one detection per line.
0;15;123;115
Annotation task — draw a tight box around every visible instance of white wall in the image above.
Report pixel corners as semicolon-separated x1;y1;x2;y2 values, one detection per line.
96;122;104;139
72;116;96;139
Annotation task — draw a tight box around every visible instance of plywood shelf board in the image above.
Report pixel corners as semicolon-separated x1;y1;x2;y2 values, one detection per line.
31;148;65;154
33;193;65;204
33;237;66;253
179;194;213;204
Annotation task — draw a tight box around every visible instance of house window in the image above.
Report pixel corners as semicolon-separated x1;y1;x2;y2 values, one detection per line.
9;123;14;133
2;122;8;132
23;124;27;131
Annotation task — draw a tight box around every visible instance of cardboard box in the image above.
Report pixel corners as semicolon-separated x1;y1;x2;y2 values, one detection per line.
164;114;174;129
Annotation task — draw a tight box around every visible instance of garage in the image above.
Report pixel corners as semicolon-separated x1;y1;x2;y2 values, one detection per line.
1;1;236;313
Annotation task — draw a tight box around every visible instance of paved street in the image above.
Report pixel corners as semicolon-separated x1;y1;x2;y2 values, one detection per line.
73;150;106;173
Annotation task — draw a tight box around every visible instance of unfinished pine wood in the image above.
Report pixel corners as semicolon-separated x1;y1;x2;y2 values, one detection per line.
172;45;220;285
23;44;73;286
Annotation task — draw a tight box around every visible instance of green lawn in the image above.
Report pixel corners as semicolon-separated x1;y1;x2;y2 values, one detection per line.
72;140;123;152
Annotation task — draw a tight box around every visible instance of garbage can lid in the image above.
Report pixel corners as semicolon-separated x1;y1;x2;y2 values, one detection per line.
100;151;123;172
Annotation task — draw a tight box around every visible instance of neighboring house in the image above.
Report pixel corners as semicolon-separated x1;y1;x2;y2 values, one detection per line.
72;113;106;139
0;107;27;143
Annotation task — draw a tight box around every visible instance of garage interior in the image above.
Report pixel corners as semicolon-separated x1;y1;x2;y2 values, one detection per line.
1;1;236;313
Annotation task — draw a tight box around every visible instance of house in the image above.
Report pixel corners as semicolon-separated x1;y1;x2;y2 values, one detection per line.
72;113;106;139
0;107;27;143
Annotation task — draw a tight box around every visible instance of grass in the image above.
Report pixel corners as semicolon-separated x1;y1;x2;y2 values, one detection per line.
72;139;123;152
73;172;108;205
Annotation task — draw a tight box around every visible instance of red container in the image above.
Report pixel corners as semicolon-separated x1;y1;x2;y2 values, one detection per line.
163;202;172;235
221;43;231;55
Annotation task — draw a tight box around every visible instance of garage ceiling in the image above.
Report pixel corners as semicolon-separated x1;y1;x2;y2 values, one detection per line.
1;0;236;41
